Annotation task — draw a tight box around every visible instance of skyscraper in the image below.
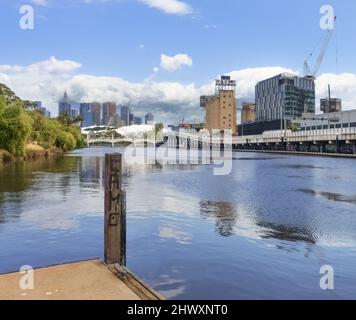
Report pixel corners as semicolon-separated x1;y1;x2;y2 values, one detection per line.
80;103;93;127
120;106;131;126
58;91;71;116
102;102;117;125
134;116;142;125
31;101;51;118
90;102;101;126
129;113;134;126
145;113;155;125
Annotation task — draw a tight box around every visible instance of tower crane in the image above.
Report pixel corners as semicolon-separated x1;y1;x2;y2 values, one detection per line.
304;16;336;78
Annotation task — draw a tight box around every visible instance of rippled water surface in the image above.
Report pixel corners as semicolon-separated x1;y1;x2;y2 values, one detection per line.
1;147;356;299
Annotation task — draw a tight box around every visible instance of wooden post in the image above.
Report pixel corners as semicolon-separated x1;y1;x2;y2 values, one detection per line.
104;153;126;266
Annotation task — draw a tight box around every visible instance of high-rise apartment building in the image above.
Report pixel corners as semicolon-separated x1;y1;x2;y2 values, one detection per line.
200;76;237;134
90;102;101;126
255;73;315;122
102;102;117;125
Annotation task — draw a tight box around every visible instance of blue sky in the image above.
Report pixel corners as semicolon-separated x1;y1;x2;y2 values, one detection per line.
1;0;356;122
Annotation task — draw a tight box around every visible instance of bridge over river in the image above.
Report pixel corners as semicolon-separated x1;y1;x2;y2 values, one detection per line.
85;127;356;155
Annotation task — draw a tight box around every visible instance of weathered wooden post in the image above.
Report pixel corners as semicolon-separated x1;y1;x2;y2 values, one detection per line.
104;153;126;266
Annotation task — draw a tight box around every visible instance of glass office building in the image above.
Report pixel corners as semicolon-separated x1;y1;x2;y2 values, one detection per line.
80;103;93;127
255;73;315;122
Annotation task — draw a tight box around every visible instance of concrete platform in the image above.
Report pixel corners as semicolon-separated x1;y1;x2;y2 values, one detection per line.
0;259;163;300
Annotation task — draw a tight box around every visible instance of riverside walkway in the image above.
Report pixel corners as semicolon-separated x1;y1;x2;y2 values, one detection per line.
0;259;163;300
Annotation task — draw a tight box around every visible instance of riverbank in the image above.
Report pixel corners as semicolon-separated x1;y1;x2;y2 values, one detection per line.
0;144;64;164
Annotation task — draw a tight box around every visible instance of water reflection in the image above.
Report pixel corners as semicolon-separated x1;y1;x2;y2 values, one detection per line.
1;147;356;299
256;221;316;244
200;201;238;237
0;156;103;229
299;189;356;205
199;200;317;245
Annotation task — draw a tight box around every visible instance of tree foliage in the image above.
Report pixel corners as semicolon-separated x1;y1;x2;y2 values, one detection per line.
0;97;33;156
0;84;85;156
55;131;76;151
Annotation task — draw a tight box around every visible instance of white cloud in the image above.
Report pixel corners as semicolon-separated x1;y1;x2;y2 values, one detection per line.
140;0;192;15
1;57;356;124
0;57;201;123
0;56;81;75
227;66;298;102
315;73;356;112
160;53;193;72
159;227;192;244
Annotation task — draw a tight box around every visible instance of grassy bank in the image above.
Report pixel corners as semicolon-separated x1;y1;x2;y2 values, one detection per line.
0;144;64;164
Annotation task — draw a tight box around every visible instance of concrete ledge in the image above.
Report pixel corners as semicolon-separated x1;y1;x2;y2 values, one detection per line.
0;259;162;300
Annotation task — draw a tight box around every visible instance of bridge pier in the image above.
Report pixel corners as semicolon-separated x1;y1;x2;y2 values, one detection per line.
336;137;340;154
319;143;324;153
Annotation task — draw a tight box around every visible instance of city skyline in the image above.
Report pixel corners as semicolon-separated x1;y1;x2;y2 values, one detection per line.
57;91;154;127
55;91;155;127
1;0;356;124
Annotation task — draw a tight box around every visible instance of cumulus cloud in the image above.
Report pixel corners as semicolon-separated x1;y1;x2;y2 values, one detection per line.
160;53;193;72
315;73;356;112
227;67;298;102
1;57;355;124
0;57;203;123
140;0;192;15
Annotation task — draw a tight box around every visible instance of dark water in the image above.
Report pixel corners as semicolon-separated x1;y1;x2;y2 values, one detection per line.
1;147;356;299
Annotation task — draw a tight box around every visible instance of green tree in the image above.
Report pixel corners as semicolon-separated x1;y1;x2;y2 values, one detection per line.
39;118;62;149
65;125;85;148
0;99;33;156
56;131;76;151
57;112;83;126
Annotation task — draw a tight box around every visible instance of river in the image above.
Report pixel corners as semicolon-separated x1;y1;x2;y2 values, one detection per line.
1;147;356;299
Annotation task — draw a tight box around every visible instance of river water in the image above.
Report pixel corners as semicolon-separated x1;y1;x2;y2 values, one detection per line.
1;147;356;299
